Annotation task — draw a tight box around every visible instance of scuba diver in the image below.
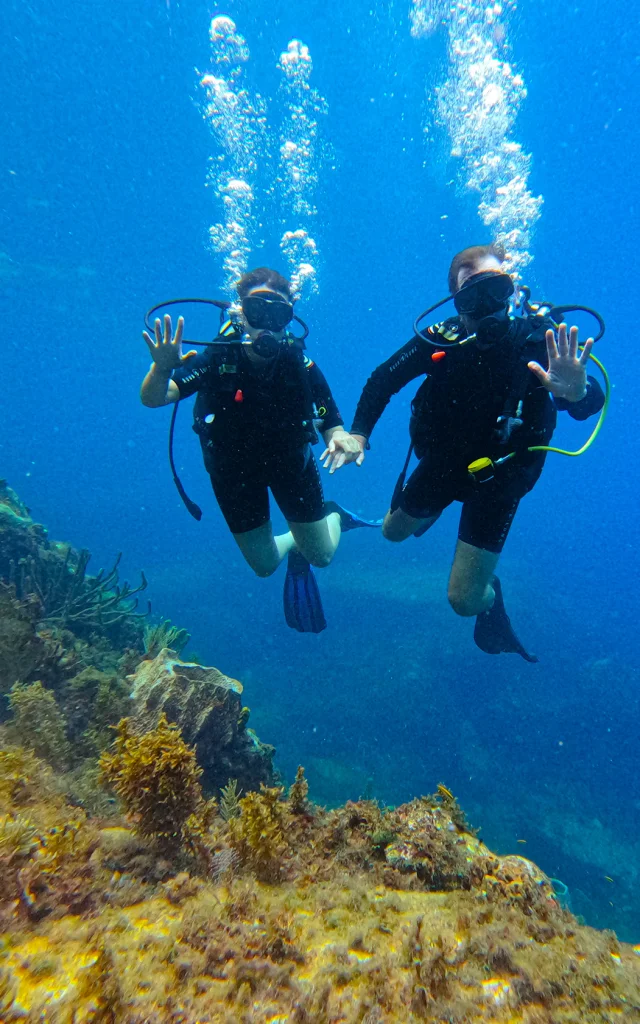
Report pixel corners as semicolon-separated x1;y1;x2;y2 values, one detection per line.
332;242;605;660
140;266;377;634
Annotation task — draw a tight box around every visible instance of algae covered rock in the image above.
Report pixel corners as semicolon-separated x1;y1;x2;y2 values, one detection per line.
127;649;275;795
0;480;47;579
0;754;639;1023
385;798;497;890
0;587;50;693
61;666;132;758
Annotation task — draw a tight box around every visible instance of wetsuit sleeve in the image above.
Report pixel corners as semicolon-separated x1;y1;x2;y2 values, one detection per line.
350;336;431;439
308;360;343;431
554;375;605;421
171;351;215;400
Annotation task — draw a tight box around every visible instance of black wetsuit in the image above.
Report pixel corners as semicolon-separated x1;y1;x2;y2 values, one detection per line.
172;337;343;533
351;315;605;553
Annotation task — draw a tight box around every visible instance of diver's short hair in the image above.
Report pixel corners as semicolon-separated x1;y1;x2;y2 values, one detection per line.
236;267;294;301
447;242;506;294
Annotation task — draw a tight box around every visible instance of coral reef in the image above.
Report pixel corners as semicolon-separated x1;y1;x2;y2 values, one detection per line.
1;479;639;1019
13;546;148;639
98;714;212;852
0;483;148;652
0;482;276;820
0;480;47;576
128;649;275;794
143;617;191;658
60;666;132;759
0;765;638;1021
6;680;70;769
0;585;53;694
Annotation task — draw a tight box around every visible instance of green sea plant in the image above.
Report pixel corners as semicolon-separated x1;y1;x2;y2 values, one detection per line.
220;778;241;821
99;714;207;849
143;618;191;658
7;680;70;769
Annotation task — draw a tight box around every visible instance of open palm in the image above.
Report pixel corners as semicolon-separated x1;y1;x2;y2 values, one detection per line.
528;323;593;402
142;314;196;373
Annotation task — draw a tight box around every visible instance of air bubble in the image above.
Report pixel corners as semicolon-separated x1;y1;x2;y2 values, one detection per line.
411;0;542;275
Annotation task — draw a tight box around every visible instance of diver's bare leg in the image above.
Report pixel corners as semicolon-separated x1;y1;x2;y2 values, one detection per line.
289;512;341;569
232;521;295;577
382;508;441;542
447;539;499;616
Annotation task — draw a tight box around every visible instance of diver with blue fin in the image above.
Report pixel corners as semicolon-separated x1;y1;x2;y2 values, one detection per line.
335;243;608;660
140;267;379;634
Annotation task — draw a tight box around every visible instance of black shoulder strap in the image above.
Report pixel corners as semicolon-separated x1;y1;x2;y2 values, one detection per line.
168;334;240;522
495;315;554;447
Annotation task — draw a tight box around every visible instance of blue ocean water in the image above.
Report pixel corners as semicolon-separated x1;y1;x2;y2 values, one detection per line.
1;0;638;939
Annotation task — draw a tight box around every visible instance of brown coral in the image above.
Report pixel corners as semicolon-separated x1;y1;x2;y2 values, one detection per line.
288;765;310;815
228;785;289;880
98;714;208;851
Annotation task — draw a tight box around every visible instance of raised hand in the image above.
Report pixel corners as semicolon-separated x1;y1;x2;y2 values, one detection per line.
142;314;196;373
528;323;593;402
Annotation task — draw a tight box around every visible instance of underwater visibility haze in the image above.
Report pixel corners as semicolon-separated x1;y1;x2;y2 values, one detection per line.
1;0;640;1014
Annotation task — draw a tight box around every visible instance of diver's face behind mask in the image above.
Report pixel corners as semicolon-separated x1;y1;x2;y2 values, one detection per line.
241;290;294;333
453;271;515;348
453;271;515;321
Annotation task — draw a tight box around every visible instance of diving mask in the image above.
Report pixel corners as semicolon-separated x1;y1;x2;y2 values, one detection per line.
242;292;294;332
453;271;515;320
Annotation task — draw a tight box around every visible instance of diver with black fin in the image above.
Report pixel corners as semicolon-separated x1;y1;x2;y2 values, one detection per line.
474;577;538;663
331;243;606;660
140;267;378;634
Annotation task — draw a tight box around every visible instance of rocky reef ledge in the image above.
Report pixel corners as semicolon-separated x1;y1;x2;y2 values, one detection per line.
0;482;639;1021
0;762;639;1022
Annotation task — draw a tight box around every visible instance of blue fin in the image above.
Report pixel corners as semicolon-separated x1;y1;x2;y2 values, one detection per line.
474;577;538;663
283;551;327;633
324;500;383;532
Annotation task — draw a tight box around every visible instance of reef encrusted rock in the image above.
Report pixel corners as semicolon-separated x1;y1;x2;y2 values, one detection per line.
0;480;47;579
127;649;275;794
1;773;640;1023
0;586;51;694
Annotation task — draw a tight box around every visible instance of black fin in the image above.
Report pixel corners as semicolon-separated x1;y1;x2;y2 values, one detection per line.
283;551;327;633
474;576;538;663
